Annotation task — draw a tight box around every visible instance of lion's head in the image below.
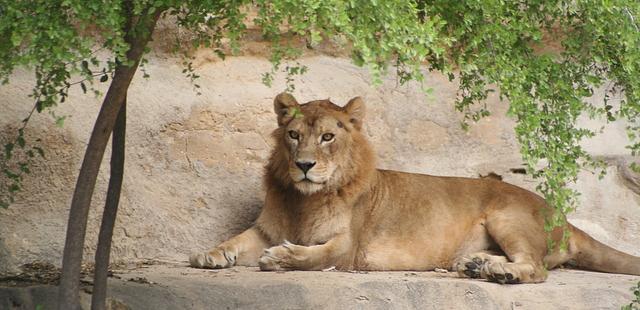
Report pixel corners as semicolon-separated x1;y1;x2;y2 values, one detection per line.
266;93;376;195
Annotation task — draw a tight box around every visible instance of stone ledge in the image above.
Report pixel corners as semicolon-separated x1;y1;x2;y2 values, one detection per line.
1;264;638;309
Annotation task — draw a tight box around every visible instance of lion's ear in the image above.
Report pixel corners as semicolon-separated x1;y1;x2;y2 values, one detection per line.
274;92;300;126
344;96;366;130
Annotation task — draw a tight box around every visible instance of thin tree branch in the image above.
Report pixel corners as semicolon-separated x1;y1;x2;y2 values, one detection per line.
91;96;126;310
625;8;639;32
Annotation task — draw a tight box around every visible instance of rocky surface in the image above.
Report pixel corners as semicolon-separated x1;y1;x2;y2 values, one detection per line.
1;264;638;310
1;50;639;276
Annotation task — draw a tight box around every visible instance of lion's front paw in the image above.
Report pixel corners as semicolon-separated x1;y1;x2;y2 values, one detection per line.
258;241;308;271
189;247;236;269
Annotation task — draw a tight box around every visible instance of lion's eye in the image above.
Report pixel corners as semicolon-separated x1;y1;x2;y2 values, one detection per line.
321;133;335;142
288;130;299;140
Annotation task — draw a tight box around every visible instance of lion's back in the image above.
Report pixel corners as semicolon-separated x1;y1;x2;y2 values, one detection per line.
371;169;546;222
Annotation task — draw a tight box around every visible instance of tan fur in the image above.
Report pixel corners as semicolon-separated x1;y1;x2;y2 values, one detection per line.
190;93;640;284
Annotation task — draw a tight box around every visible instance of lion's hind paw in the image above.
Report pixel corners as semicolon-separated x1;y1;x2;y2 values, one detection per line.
480;262;523;284
454;252;509;280
455;256;485;278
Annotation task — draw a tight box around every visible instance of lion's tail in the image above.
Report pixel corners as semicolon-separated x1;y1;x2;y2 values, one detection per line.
569;225;640;275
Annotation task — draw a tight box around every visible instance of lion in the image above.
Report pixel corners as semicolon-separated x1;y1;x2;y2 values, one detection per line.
190;93;640;284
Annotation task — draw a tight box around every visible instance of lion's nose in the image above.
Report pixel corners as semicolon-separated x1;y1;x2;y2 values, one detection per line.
295;161;316;173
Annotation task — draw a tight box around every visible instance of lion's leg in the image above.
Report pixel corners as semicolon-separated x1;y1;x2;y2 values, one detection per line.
258;234;350;271
480;211;548;284
189;226;270;269
452;218;502;277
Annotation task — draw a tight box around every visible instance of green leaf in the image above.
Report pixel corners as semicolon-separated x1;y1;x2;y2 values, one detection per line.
36;101;44;113
33;146;45;158
214;49;226;60
4;143;14;160
55;116;66;127
19;163;30;174
4;168;19;179
291;107;304;119
9;184;20;193
17;136;25;148
81;60;90;74
10;32;22;47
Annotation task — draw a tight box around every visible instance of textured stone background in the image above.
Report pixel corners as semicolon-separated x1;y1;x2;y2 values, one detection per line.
1;46;639;274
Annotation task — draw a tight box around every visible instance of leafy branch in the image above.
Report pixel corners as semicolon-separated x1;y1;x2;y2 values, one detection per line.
622;281;640;310
1;58;114;208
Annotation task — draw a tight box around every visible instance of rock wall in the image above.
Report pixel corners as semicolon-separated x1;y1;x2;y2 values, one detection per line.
1;51;639;274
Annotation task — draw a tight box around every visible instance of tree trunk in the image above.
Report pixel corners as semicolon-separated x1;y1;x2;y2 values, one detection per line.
91;98;126;310
57;9;162;310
